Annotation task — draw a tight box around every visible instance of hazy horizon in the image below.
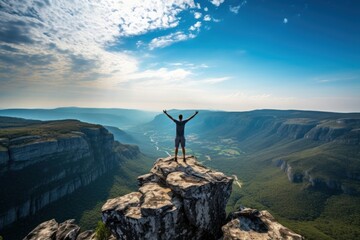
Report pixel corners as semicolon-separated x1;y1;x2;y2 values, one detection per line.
1;106;360;114
1;0;359;112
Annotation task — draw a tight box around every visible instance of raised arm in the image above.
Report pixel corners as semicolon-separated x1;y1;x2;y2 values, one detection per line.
163;110;175;121
186;111;199;122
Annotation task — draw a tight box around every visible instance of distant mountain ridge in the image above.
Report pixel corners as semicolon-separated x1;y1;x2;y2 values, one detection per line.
0;107;157;130
142;109;360;194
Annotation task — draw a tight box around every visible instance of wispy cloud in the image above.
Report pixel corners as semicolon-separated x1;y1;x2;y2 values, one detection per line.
200;77;231;84
204;15;212;21
315;74;359;83
229;1;247;14
149;32;196;50
168;62;209;69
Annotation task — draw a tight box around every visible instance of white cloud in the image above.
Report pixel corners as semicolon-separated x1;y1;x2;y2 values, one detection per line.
204;7;209;11
229;1;247;14
210;0;225;7
204;15;212;21
189;21;202;31
194;21;202;28
194;12;202;19
1;0;252;110
0;0;199;87
283;18;288;24
149;32;196;50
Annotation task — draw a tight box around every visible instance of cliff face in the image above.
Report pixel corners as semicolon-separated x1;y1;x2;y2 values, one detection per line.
0;117;139;230
244;118;360;145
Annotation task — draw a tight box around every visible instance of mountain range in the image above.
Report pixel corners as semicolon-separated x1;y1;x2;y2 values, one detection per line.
0;108;359;239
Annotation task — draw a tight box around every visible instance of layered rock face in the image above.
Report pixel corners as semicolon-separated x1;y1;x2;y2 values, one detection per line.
0;118;139;230
102;156;233;240
222;208;303;240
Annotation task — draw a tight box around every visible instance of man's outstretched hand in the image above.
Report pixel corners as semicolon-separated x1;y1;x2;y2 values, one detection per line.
195;111;199;114
163;110;167;114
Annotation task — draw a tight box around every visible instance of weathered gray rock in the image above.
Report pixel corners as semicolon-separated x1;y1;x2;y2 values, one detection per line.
75;230;95;240
56;219;81;240
102;155;233;240
222;208;303;240
23;219;58;240
24;219;104;240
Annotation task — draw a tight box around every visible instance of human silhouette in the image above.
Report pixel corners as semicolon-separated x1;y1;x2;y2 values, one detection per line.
163;110;199;163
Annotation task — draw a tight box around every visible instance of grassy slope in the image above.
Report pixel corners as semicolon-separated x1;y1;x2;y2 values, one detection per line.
0;119;100;139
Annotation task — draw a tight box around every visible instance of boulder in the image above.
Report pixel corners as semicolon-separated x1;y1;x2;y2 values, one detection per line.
222;207;303;240
23;219;58;240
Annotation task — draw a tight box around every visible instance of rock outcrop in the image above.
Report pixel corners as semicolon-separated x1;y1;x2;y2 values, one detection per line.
23;219;96;240
222;207;303;240
0;117;140;230
102;156;233;240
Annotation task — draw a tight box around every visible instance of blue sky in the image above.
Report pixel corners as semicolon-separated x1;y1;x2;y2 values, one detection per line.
0;0;359;112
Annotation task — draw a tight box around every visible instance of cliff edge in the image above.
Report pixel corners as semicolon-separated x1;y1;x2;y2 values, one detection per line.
101;155;303;240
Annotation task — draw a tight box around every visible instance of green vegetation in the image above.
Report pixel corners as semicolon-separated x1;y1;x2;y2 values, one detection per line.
0;118;101;140
95;221;111;240
135;110;360;240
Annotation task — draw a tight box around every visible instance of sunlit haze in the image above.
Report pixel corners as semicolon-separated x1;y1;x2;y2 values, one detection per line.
0;0;359;112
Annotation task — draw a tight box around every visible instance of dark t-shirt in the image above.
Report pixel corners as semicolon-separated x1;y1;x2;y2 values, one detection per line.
173;119;189;137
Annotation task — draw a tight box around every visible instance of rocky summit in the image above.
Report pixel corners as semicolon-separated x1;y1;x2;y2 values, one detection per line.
102;155;233;240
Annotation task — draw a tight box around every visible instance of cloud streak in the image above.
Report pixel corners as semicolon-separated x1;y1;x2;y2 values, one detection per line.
148;32;196;50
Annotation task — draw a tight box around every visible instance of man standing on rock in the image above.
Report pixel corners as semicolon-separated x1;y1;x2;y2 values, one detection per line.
163;110;198;163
